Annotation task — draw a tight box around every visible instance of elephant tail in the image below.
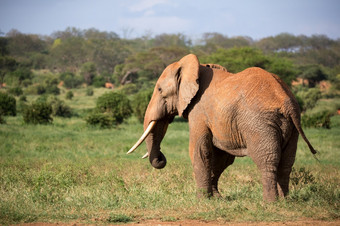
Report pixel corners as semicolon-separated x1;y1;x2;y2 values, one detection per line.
289;107;318;156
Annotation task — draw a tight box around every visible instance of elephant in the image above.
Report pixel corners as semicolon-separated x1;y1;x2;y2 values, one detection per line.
128;54;317;202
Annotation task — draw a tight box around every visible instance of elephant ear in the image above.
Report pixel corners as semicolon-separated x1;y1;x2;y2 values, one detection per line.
177;54;200;117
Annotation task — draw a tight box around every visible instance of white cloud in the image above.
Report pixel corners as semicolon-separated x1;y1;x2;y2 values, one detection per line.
120;15;191;36
129;0;169;12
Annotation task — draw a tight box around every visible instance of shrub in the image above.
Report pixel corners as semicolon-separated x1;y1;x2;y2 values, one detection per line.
17;100;28;114
45;85;60;95
19;95;27;102
86;88;94;96
86;92;132;128
48;97;72;117
66;91;74;100
60;72;83;89
25;84;46;95
296;88;322;111
8;86;23;96
301;111;332;129
92;75;105;88
96;91;132;124
0;114;5;124
0;92;16;116
132;89;153;123
23;101;53;124
85;111;114;128
120;83;139;95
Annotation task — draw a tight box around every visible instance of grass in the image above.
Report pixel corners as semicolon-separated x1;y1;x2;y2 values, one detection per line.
0;90;339;224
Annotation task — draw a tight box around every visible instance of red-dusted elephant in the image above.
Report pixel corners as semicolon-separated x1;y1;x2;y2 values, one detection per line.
128;54;317;202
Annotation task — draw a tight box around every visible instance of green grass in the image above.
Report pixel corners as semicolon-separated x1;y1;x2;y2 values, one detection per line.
0;93;339;224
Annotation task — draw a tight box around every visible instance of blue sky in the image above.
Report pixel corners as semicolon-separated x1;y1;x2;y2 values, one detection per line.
1;0;340;40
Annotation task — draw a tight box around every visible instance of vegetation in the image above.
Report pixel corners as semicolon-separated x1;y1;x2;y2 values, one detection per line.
0;28;339;224
85;91;132;128
22;101;53;124
65;90;73;100
0;113;339;225
302;111;332;129
0;91;16;116
132;88;153;123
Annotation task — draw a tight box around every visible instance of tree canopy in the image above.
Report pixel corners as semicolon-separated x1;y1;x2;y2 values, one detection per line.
0;28;339;93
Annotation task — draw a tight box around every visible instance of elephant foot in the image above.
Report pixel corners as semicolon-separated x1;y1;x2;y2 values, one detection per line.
262;172;279;202
196;187;213;199
212;187;223;199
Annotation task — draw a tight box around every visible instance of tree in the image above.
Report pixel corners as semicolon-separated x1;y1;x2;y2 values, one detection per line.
6;29;48;67
120;51;164;86
81;62;97;85
49;37;86;72
60;72;83;89
153;33;191;47
0;37;9;56
200;33;252;53
203;47;270;73
256;33;302;53
298;65;327;87
0;56;17;85
203;47;298;85
7;66;32;86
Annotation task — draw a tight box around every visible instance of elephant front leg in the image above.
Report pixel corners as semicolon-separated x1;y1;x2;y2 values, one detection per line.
191;132;214;198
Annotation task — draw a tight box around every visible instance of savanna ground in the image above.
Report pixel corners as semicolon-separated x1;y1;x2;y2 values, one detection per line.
1;88;339;225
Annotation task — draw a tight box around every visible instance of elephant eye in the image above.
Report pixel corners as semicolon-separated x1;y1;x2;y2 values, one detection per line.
158;87;162;92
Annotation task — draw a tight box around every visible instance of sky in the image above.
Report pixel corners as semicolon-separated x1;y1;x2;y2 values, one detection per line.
1;0;340;40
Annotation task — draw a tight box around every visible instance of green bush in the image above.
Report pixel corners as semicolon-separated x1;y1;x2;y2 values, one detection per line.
66;91;74;100
96;91;132;124
120;83;139;95
60;72;83;89
132;89;153;123
23;101;53;124
0;92;16;116
19;95;27;102
296;88;322;111
8;86;23;96
85;92;132;128
92;75;105;88
25;84;46;95
301;111;332;129
86;88;94;96
48;97;72;117
85;111;114;128
45;85;60;95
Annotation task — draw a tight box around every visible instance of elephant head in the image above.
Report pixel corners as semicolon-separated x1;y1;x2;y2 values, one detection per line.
127;54;200;169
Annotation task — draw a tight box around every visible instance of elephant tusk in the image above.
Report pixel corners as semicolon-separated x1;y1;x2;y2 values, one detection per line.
127;121;156;154
142;152;148;159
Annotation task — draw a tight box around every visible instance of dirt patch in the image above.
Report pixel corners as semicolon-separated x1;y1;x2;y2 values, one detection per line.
20;219;340;226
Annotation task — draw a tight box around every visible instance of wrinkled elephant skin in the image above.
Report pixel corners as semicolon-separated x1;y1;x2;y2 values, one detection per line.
129;54;317;202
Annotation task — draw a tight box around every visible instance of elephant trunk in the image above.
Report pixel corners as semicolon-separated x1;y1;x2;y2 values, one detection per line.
144;120;168;169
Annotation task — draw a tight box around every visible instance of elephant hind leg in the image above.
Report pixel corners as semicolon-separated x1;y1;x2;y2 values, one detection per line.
277;128;298;198
211;147;235;198
248;133;281;202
